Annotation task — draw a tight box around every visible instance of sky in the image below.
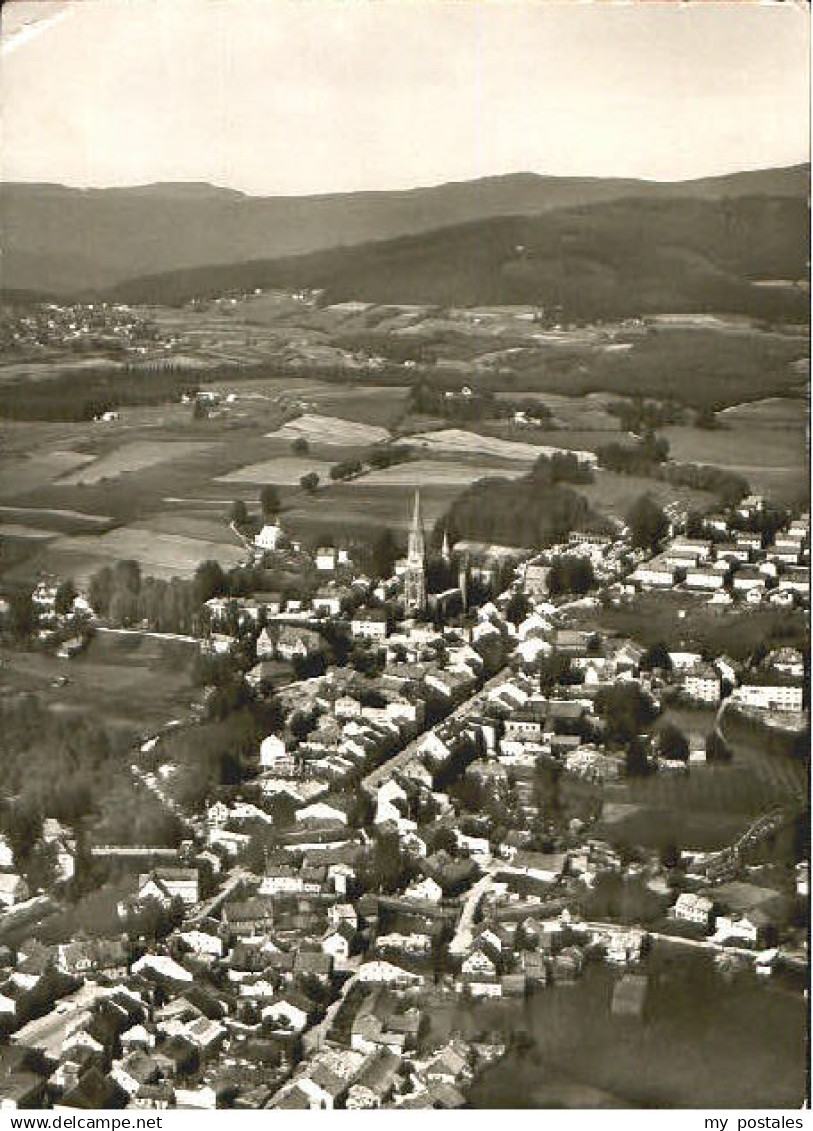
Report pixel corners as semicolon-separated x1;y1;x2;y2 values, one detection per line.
0;0;809;195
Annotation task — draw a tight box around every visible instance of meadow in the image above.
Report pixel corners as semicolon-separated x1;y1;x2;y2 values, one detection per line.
577;471;715;523
662;396;808;504
463;952;806;1108
0;632;198;739
283;481;463;541
581;593;808;661
0;450;94;496
44;525;246;583
58;439;219;486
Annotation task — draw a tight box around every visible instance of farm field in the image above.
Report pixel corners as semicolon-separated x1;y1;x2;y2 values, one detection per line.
0;524;58;541
0;632;198;739
270;413;391;446
494;390;621;431
359;458;526;487
284;481;462;541
0;451;94;497
217;456;334;485
0;505;112;529
42;525;246;583
473;422;615;453
408;428;558;462
59;439;220;486
577;471;716;523
662;396;809;504
296;385;410;429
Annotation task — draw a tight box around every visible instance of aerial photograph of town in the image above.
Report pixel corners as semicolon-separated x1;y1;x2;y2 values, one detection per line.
0;0;808;1116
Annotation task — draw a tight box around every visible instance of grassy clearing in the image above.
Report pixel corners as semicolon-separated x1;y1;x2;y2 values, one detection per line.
465;952;806;1108
575;593;808;661
577;471;715;522
662;396;808;504
0;633;197;739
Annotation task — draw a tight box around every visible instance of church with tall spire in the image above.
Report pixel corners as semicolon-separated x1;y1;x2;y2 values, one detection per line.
403;489;427;614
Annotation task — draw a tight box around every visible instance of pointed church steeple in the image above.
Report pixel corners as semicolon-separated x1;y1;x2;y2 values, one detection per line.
441;527;451;563
404;489;427;613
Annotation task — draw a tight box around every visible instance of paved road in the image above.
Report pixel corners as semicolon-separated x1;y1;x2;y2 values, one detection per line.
302;971;361;1054
95;624;199;645
361;666;512;795
448;865;501;956
187;866;255;926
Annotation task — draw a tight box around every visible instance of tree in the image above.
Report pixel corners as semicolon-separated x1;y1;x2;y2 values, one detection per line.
114;559;141;595
2;803;43;865
194;560;227;606
289;709;317;741
8;591;36;641
371;528;398;580
625;737;651;777
596;684;658;745
25;841;59;892
547;556;595;597
260;485;281;518
54;578;77;617
705;729;733;763
686;510;706;539
300;472;319;493
230;499;248;527
627;494;668;552
291;437;309;455
695;406;720;430
505;591;530;627
657;723;689;762
640;642;672;672
365;828;409;893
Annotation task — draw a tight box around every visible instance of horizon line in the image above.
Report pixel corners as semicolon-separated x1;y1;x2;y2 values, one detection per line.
1;160;808;199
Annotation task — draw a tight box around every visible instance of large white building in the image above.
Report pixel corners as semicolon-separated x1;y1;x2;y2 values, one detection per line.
672;892;714;928
254;524;283;551
682;667;721;705
731;683;804;713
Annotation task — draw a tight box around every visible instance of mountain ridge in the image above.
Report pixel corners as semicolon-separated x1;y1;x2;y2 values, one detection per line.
99;193;809;322
1;164;807;296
